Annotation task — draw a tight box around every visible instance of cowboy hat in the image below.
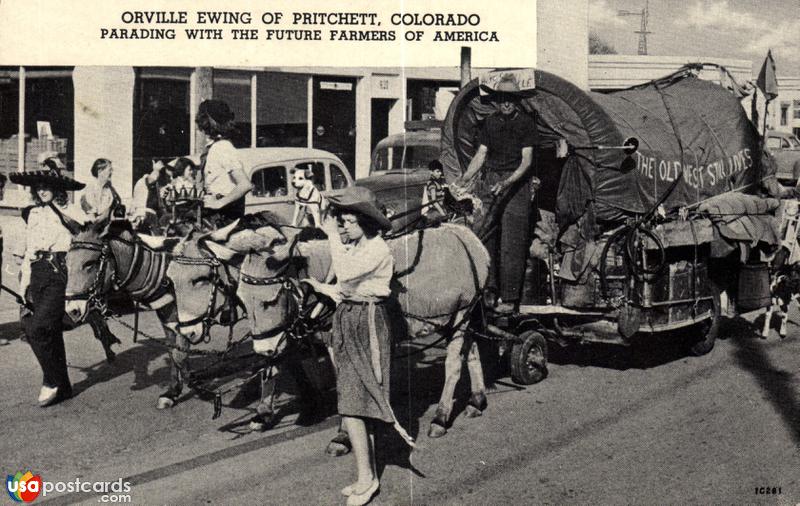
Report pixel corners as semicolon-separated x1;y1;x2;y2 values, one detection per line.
326;186;392;232
9;162;85;191
480;74;526;100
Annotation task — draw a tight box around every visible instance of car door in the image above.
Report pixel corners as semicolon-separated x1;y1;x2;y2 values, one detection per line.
327;160;353;191
245;163;294;222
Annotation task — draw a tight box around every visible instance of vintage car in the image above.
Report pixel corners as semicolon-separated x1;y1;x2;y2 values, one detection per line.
357;121;441;230
766;130;800;184
241;147;354;221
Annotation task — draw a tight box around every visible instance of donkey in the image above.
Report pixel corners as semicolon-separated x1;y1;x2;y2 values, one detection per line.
165;221;326;432
204;217;492;439
63;212;186;409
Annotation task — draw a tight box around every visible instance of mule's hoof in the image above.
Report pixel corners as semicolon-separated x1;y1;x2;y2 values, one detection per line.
326;441;351;456
156;396;175;410
428;422;447;438
464;404;483;418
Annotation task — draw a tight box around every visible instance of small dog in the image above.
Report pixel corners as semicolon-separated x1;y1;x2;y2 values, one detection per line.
291;167;324;227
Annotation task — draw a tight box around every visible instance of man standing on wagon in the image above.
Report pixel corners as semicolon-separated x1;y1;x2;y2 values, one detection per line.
457;74;538;313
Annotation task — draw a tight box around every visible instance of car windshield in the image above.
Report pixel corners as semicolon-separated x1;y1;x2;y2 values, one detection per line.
371;144;439;174
789;136;800;148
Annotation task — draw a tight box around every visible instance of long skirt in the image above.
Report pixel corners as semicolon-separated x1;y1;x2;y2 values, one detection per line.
330;301;393;423
22;257;70;390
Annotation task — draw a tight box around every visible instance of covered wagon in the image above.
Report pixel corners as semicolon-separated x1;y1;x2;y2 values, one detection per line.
440;65;778;376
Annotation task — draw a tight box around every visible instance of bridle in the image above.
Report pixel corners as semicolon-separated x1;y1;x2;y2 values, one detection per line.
238;234;332;348
65;240;116;315
239;263;305;343
171;241;244;345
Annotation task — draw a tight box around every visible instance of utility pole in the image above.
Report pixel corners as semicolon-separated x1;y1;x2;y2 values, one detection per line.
618;0;651;55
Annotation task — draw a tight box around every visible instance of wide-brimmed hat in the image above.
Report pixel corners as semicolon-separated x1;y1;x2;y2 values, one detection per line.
9;159;85;191
198;99;235;124
480;74;525;101
326;186;392;232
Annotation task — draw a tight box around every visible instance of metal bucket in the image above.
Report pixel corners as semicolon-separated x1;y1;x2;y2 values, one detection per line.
737;263;771;311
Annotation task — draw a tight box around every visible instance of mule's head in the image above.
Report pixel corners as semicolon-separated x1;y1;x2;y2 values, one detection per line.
166;220;240;341
65;211;112;322
205;221;300;358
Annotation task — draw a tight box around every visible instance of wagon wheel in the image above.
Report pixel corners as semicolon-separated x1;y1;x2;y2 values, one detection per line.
509;330;548;385
686;284;721;356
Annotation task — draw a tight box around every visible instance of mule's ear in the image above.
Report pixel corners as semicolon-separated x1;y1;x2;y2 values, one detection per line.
208;219;240;242
227;229;269;253
138;234;179;252
253;226;288;250
205;241;239;262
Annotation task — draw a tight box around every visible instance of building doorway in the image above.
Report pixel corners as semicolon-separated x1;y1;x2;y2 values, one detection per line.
371;98;394;154
312;76;356;175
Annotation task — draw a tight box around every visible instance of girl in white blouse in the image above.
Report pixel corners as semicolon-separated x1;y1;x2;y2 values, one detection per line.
195;100;253;227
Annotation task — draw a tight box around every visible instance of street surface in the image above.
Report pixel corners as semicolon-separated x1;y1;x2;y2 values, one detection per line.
1;283;799;505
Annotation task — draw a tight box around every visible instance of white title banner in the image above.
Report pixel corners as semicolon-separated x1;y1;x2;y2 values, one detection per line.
0;0;538;68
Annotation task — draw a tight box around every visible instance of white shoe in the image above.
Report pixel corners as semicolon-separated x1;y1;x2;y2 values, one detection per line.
38;386;58;405
346;479;379;506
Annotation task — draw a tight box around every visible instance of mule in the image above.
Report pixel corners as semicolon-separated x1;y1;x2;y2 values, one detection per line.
165;221;326;432
204;218;491;439
63;213;186;409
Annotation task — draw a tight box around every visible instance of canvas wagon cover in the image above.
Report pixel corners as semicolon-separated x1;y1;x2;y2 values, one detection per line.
441;66;762;226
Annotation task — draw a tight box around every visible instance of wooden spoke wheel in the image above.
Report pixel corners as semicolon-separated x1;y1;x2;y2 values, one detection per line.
509;330;548;385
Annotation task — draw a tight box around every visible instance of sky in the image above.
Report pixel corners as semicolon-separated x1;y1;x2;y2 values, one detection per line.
589;0;800;78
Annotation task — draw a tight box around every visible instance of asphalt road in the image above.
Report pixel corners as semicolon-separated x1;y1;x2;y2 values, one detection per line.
1;299;799;505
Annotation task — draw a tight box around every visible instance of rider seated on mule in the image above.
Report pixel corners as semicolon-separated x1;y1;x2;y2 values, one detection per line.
195;99;253;228
456;74;538;313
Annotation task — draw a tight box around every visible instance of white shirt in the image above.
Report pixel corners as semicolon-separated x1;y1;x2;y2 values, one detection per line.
329;235;393;300
80;179;117;218
203;139;241;196
24;204;73;256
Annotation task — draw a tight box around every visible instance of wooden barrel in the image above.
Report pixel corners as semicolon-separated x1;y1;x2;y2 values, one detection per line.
737;263;771;311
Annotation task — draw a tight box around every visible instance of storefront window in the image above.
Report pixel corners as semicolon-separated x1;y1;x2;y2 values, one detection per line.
0;66;74;202
133;68;191;183
214;70;251;148
256;72;309;149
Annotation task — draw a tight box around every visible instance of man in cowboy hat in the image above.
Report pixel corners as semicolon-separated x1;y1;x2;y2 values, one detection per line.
456;74;539;312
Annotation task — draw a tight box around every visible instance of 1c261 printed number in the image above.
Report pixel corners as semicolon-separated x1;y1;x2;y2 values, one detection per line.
754;487;781;494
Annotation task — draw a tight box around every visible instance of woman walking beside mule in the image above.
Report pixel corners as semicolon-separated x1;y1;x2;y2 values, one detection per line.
303;186;413;506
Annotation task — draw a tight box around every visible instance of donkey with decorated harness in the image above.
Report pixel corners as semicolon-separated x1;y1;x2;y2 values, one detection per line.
63;210;186;408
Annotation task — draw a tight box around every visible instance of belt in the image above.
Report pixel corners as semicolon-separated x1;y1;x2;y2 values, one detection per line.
33;251;66;262
341;299;386;306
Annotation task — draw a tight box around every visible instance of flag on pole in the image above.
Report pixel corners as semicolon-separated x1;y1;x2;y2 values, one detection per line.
756;49;778;101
